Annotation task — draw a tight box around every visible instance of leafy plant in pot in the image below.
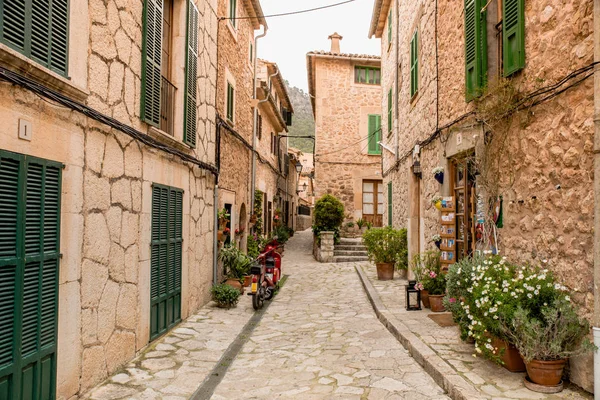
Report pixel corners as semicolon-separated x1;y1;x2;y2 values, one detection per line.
219;245;252;292
362;227;407;280
211;284;240;308
421;269;446;312
502;298;596;387
411;251;441;308
432;166;444;184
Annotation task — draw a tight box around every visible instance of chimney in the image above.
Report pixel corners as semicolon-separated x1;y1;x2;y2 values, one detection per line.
328;32;343;54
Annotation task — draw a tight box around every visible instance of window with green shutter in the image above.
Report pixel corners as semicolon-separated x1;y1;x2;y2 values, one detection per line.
410;30;418;98
227;83;235;123
464;0;488;100
503;0;525;76
184;1;199;147
150;184;183;340
368;115;382;155
0;0;69;76
387;88;393;134
354;66;381;85
0;150;62;400
387;9;393;46
229;0;237;28
387;182;393;226
141;0;164;127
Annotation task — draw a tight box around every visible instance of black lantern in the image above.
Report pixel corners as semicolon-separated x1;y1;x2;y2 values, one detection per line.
412;160;422;179
405;280;422;311
295;161;303;174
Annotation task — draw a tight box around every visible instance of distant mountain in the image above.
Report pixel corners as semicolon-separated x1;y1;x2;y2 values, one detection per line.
285;81;315;154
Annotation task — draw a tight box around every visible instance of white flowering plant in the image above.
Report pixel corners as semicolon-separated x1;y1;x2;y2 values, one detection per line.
445;253;575;364
432;166;444;175
431;234;441;243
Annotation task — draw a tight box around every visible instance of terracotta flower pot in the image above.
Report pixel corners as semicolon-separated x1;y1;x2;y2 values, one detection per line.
421;289;430;308
225;279;243;294
243;275;252;287
526;359;566;386
429;294;445;312
491;336;526;372
376;262;395;280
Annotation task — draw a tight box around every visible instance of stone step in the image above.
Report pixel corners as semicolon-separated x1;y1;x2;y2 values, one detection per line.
334;250;368;257
338;238;364;245
334;245;366;251
333;256;370;263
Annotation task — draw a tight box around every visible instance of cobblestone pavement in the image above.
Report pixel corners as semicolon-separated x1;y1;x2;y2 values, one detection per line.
360;265;593;400
84;290;256;399
210;230;449;399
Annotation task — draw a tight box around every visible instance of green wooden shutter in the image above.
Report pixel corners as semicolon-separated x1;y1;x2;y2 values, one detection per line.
387;89;393;134
387;182;392;226
141;0;163;127
229;0;237;27
150;184;183;340
410;31;418;98
184;1;199;147
387;10;392;45
0;150;61;400
227;83;234;122
1;0;69;76
503;0;525;76
465;0;487;100
368;115;382;155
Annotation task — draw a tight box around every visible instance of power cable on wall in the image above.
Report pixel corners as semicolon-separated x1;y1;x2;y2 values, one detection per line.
315;128;382;157
220;0;357;21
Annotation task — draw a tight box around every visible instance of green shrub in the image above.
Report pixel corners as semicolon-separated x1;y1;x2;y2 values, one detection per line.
211;284;240;308
247;235;260;259
219;245;251;281
273;225;290;244
362;226;408;266
312;194;345;241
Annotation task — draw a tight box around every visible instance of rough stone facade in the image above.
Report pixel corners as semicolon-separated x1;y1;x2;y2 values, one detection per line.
0;0;218;398
307;37;383;224
371;0;595;391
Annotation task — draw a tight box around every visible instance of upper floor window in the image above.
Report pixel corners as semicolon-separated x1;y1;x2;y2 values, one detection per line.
410;30;418;98
501;0;525;76
0;0;69;76
355;66;381;85
387;9;393;47
464;0;487;100
227;82;235;123
229;0;237;28
368;115;382;155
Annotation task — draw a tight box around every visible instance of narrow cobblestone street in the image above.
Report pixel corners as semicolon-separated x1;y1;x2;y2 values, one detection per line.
86;229;448;399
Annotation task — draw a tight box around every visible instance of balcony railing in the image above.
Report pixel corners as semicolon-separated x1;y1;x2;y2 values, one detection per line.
160;76;177;136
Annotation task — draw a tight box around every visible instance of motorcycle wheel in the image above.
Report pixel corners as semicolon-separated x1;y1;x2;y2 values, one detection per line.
252;286;264;310
264;286;275;301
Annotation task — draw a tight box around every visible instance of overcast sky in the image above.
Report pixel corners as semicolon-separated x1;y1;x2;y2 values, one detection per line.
257;0;381;91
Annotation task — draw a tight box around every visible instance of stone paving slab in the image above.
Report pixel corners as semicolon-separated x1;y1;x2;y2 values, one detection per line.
356;264;593;400
210;230;449;399
84;293;256;399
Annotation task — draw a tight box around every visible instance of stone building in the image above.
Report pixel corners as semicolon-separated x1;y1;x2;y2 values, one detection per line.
0;0;218;398
370;0;596;391
296;151;315;206
307;34;383;226
216;0;296;247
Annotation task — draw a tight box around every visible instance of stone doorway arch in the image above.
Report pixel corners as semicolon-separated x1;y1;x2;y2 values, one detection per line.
238;203;248;252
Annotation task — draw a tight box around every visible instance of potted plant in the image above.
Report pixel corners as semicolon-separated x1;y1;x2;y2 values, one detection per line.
432;166;444;184
217;208;230;241
503;298;595;387
412;251;440;308
422;270;446;312
431;234;442;249
219;245;251;292
211;284;240;308
431;195;443;210
362;227;408;280
356;218;366;233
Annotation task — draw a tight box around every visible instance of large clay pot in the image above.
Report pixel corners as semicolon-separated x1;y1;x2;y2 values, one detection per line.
421;289;430;308
526;359;566;386
376;262;395;280
429;294;445;312
225;279;243;294
491;336;526;372
243;275;252;287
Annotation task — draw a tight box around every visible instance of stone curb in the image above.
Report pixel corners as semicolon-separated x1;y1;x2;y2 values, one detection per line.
355;265;488;400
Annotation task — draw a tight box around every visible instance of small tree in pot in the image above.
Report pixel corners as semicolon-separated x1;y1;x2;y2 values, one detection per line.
362;227;407;280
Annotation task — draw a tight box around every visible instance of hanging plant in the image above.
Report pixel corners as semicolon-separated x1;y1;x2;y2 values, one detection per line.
432;166;444;184
431;195;443;210
431;234;442;249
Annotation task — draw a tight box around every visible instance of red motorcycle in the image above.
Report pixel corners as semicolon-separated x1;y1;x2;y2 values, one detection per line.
248;238;282;310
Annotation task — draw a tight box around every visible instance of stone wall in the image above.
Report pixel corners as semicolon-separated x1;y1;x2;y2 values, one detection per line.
377;0;595;391
0;0;219;398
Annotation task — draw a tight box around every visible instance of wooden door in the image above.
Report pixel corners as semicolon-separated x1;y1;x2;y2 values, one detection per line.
450;160;476;261
362;180;384;227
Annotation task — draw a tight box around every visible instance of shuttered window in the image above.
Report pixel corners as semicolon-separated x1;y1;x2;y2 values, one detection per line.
150;184;183;340
355;66;381;85
141;0;164;127
503;0;525;76
387;88;393;134
0;0;69;76
229;0;237;28
464;0;488;100
0;150;62;400
410;30;418;98
387;10;393;46
368;115;382;155
226;83;235;123
184;1;199;147
387;182;393;226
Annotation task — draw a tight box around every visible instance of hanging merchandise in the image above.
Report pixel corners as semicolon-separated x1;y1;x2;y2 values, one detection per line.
494;196;503;228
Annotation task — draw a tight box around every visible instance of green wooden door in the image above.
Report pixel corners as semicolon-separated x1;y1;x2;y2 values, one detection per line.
0;150;62;400
150;184;183;340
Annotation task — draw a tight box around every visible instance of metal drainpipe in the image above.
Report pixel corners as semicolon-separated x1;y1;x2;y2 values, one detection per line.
250;26;268;220
213;181;219;285
594;0;600;395
394;0;400;163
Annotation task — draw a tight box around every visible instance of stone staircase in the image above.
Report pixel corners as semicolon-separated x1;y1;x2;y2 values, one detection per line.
333;237;369;263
